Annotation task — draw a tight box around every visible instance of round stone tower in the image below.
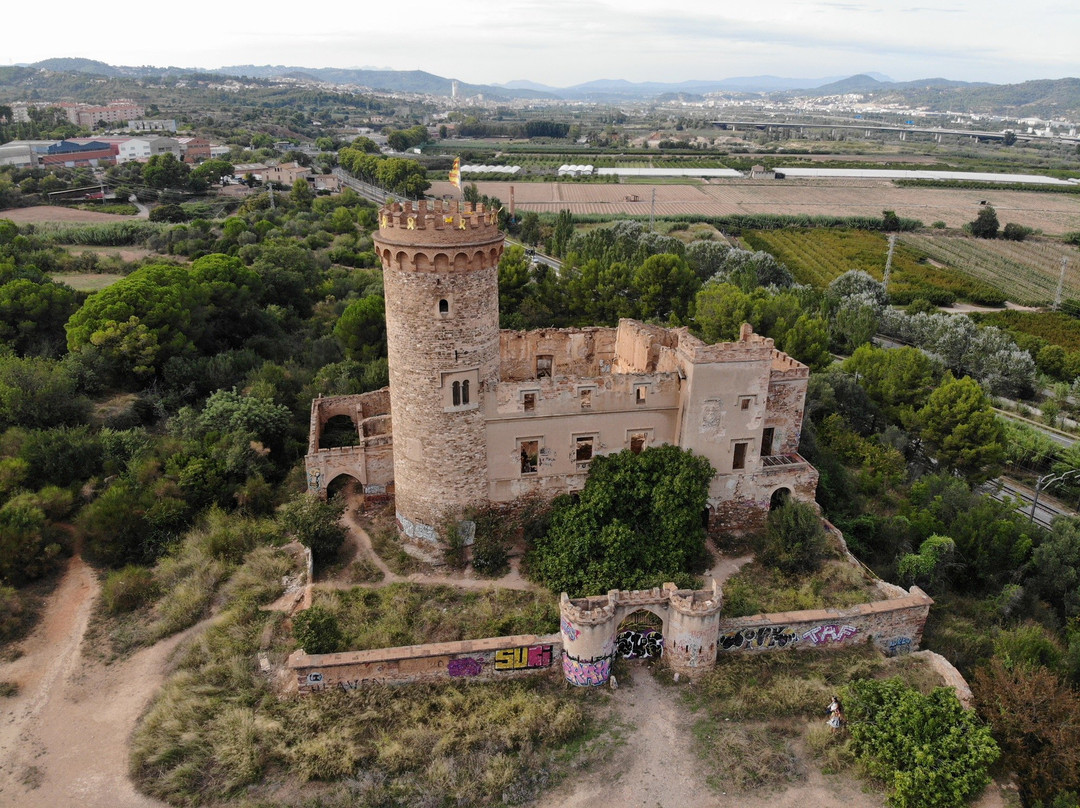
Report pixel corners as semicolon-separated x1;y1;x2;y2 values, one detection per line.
373;200;504;543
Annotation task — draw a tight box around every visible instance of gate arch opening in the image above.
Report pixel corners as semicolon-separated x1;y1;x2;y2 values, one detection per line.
319;414;360;450
769;487;791;510
616;609;664;659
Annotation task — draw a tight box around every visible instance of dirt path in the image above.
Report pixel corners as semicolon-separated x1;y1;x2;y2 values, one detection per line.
536;665;891;808
316;508;540;593
0;556;187;808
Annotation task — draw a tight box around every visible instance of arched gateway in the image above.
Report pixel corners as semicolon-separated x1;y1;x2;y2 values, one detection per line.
559;582;723;686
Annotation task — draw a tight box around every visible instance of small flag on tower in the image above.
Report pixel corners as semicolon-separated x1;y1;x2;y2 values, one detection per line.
449;157;461;189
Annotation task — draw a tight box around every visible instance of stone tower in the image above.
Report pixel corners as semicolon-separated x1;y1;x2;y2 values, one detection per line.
373;200;504;543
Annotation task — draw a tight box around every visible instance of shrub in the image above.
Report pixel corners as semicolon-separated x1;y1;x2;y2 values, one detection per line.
758;500;828;575
278;494;346;564
1002;222;1033;241
0;585;24;642
293;605;343;654
102;565;159;613
844;677;998;808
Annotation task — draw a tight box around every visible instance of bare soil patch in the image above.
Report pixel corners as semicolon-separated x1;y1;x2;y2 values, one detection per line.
432;180;1080;234
0;556;180;808
0;206;139;225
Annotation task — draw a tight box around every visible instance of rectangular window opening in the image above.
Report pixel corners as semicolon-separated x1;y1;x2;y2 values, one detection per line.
523;392;536;412
635;385;647;405
762;427;775;457
575;436;594;463
629;433;647;454
536;355;553;379
733;442;748;470
580;388;592;410
740;397;751;411
520;440;539;474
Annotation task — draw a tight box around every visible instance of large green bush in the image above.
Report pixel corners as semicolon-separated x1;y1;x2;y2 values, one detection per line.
844;677;998;808
758;500;828;576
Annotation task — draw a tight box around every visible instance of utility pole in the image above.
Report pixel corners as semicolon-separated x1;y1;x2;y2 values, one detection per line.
1055;256;1069;310
883;232;897;291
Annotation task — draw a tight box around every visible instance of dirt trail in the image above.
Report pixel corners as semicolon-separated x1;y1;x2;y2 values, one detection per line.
0;556;185;808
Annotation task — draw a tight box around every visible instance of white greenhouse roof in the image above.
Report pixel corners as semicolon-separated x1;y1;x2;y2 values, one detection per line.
774;167;1075;186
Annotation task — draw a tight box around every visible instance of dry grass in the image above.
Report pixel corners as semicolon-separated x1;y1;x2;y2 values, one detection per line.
50;272;126;291
721;559;878;618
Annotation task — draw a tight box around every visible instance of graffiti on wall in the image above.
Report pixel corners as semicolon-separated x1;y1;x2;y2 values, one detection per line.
447;657;484;677
563;653;612;686
561;618;580;641
494;645;553;671
802;624;858;645
719;625;799;651
887;637;912;656
616;630;664;659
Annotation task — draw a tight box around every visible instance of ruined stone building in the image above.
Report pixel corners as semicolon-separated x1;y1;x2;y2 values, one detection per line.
305;200;818;544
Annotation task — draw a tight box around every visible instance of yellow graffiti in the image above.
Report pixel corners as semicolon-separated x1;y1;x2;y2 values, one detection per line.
458;218;468;230
444;215;454;224
407;217;416;230
380;214;388;229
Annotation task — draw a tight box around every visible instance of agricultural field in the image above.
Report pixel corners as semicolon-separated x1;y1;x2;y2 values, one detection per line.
973;310;1080;351
49;272;125;292
433;179;1080;233
900;233;1080;306
743;228;1006;304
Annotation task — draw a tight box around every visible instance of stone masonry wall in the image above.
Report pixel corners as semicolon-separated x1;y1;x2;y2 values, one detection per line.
716;588;932;657
289;633;561;692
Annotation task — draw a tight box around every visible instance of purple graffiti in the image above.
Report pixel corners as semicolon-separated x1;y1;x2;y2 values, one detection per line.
802;624;858;645
448;657;483;677
561;617;581;641
563;653;611;686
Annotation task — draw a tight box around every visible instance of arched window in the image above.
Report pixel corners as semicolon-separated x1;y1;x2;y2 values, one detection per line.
452;381;461;406
461;379;470;404
439;298;449;315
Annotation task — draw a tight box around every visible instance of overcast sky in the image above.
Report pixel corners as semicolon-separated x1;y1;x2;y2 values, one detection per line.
7;0;1078;87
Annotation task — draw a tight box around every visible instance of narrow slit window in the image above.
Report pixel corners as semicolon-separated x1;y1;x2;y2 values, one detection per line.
452;381;461;406
635;386;647;405
520;440;539;474
536;355;553;378
461;379;470;405
733;442;748;470
580;389;592;409
523;392;536;412
438;298;449;315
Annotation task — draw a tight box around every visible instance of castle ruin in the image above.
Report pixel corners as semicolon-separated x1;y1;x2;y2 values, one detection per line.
305;200;819;542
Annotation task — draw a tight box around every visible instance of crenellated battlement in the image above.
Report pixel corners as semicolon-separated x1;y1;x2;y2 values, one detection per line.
665;580;723;616
377;200;502;237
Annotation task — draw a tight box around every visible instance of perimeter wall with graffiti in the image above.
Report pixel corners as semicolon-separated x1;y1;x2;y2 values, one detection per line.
287;581;932;692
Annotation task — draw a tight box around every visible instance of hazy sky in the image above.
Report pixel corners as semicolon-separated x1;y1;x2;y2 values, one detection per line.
7;0;1078;87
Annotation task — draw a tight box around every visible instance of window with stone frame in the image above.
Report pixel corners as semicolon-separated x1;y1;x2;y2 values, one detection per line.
519;439;540;474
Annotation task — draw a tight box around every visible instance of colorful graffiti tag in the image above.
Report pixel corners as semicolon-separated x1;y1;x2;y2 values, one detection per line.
616;630;664;659
719;625;799;651
562;653;612;686
561;617;581;641
493;645;553;671
802;624;858;645
447;657;483;677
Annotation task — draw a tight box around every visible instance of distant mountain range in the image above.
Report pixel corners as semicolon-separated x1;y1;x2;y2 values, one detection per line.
14;59;1080;117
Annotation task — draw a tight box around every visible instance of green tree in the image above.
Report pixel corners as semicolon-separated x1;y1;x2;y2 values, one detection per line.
190;159;234;185
289;178;314;210
759;500;828;575
0;356;87;430
0;279;77;356
1030;518;1080;620
918;374;1004;481
333;295;386;362
778;314;831;371
845;677;998;808
0;494;55;585
141;152;190;190
897;534;955;590
528;445;714;595
845;344;938;422
278;494;347;564
970;205;1000;239
631;253;699;323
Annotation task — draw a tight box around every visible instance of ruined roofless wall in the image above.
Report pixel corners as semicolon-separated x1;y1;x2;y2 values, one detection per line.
374;200;504;542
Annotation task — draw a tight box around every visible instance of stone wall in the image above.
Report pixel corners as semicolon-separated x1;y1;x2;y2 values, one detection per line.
288;633;561;692
716;588;932;657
